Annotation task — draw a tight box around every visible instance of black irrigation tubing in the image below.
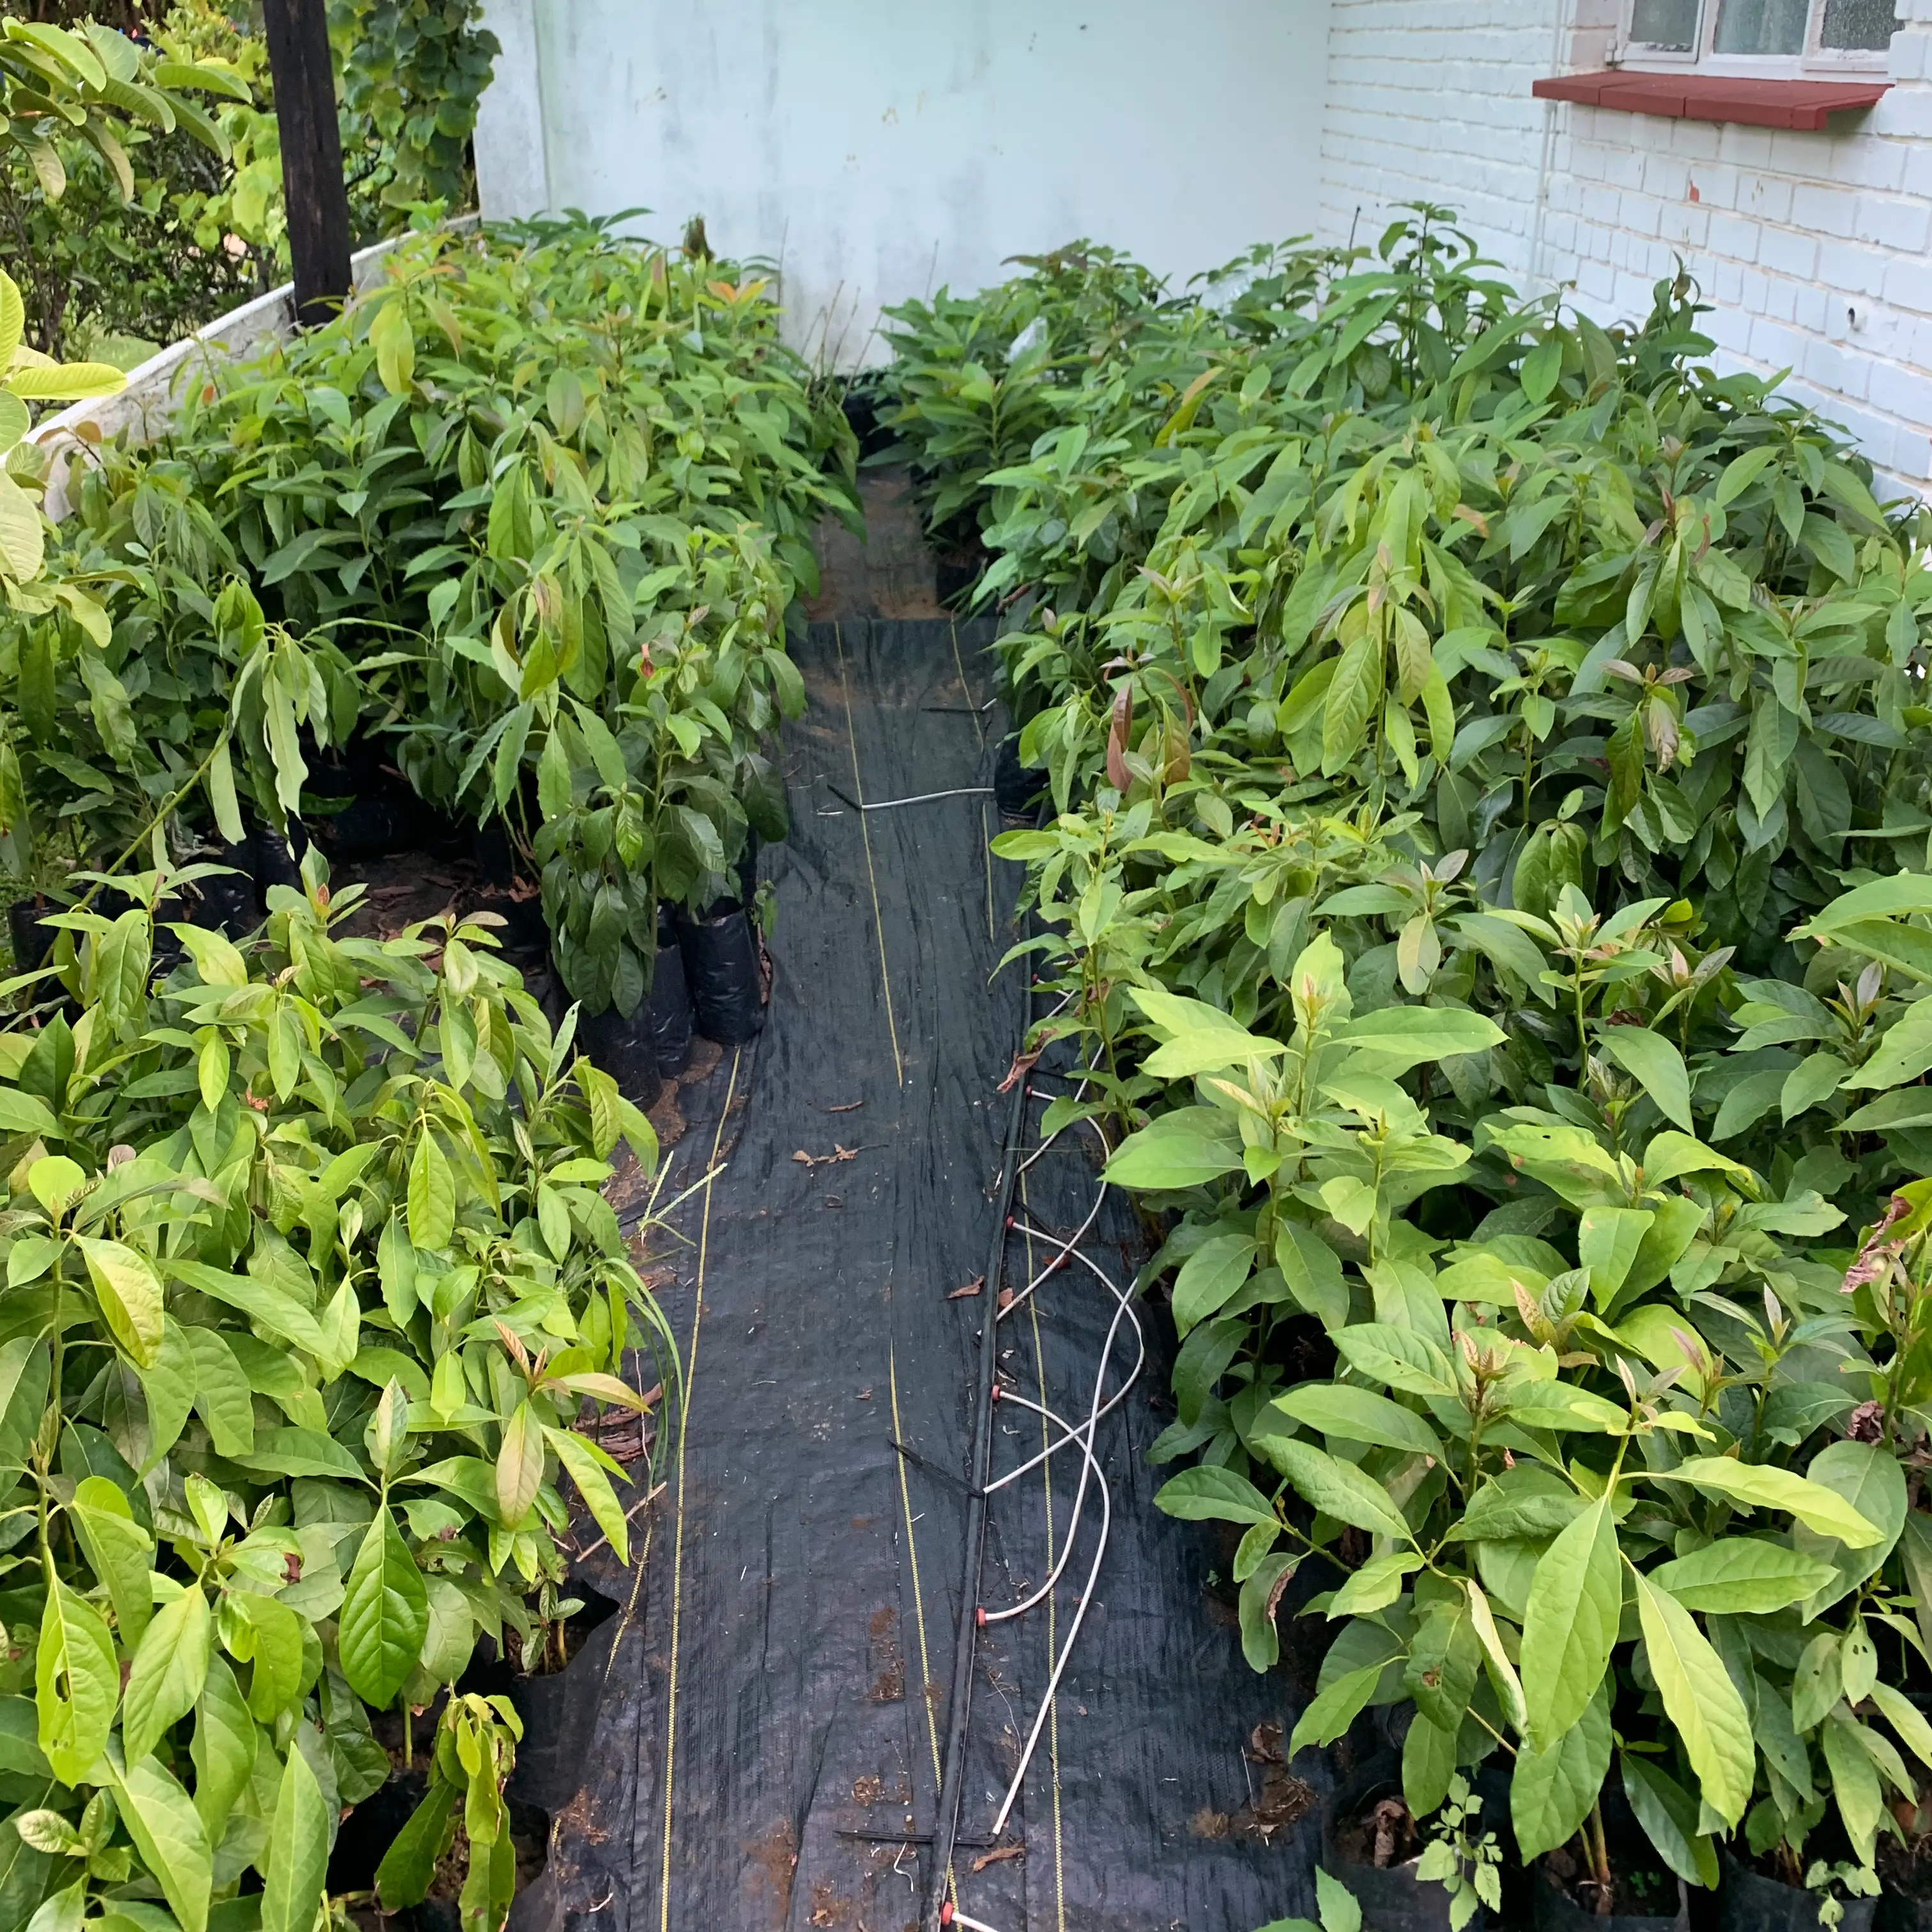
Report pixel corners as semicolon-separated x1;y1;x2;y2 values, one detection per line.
923;994;1034;1932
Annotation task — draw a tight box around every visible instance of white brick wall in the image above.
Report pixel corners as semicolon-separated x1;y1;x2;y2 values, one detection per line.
1317;0;1932;493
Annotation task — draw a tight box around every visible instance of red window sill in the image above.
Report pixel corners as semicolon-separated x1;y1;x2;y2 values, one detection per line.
1533;69;1889;129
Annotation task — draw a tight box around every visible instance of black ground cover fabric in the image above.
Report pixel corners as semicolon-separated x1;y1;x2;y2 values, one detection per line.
531;619;1328;1932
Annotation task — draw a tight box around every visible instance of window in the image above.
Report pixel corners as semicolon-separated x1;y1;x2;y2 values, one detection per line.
1620;0;1898;70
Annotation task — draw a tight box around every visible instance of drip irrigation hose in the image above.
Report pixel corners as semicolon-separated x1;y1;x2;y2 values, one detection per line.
923;1027;1034;1932
828;783;996;812
923;1047;1142;1932
983;1379;1114;1842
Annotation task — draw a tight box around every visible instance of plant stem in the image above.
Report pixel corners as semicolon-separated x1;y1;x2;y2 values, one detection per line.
1589;1797;1611;1899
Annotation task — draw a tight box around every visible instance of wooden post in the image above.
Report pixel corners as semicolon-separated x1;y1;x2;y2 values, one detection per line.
260;0;351;326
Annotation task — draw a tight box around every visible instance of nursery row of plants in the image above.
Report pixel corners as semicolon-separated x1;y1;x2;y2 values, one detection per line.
880;211;1932;1926
0;206;857;1929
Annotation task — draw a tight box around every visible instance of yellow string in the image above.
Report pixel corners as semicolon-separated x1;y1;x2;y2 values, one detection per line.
836;622;906;1087
657;1048;741;1932
1022;1171;1068;1931
889;1342;944;1794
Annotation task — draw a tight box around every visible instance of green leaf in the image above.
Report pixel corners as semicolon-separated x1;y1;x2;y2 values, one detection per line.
1331;1323;1457;1398
206;735;245;846
1315;1867;1362;1932
36;1562;118;1784
1845;993;1932;1089
181;1324;254;1459
1322;624;1383;774
1266;1438;1411;1542
1170;1233;1258;1336
1520;1494;1620;1752
1648;1537;1837;1614
1822;1708;1884;1866
1870;1678;1932;1771
1332;1005;1505;1070
0;1337;49;1481
1102;1106;1245;1190
109;1749;210;1932
75;1236;164;1368
369;294;417;397
230;1426;366;1483
1790;1438;1908;1614
1238;1551;1299;1671
546;1424;634;1565
1620;1752;1719;1890
1131;987;1289;1078
378;1213;418;1324
0;470;44;581
376;1777;459;1909
227;1592;303;1721
1153;1465;1279;1528
1792;1629;1844;1733
1598;1026;1694;1131
1261;1384;1443;1460
1713;445;1778;507
1632;1570;1752;1826
1660;1456;1883;1545
407;1130;456;1251
136;1315;197;1471
1276;1222;1349;1329
339;1506;429;1708
1403;1710;1460;1820
189;1654;256;1840
494;1400;544;1527
123;1585;211;1766
1326;1550;1422;1619
261;1742;330;1932
68;1475;151;1649
1512;1683;1612;1861
1288;1662;1382;1756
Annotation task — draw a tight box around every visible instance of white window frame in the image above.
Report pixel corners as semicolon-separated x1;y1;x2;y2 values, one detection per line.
1614;0;1897;76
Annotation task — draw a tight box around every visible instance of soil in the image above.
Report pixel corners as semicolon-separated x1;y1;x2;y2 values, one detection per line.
801;468;946;622
1878;1831;1932;1900
1542;1844;1680;1917
1189;1721;1317;1845
502;1583;620;1678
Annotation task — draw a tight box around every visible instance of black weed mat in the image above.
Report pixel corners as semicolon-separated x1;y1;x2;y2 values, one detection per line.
526;619;1327;1932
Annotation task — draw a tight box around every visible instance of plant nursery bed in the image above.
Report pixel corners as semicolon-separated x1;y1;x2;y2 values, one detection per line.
513;617;1326;1932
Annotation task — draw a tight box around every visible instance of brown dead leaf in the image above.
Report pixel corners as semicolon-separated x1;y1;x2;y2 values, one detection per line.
946;1276;985;1301
970;1843;1025;1873
827;1100;864;1114
997;1287;1014;1312
792;1144;861;1170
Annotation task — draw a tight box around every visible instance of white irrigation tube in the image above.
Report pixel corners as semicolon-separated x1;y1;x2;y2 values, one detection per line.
845;785;997;809
984;1214;1142;1501
980;1089;1142;1820
980;1239;1140;1625
983;1380;1113;1843
933;1006;1138;1932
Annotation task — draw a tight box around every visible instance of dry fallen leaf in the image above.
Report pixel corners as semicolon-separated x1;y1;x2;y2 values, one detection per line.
946;1276;985;1300
971;1843;1025;1873
793;1144;861;1169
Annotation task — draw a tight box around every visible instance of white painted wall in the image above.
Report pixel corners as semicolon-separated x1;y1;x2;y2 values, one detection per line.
1317;0;1932;494
473;0;1334;365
